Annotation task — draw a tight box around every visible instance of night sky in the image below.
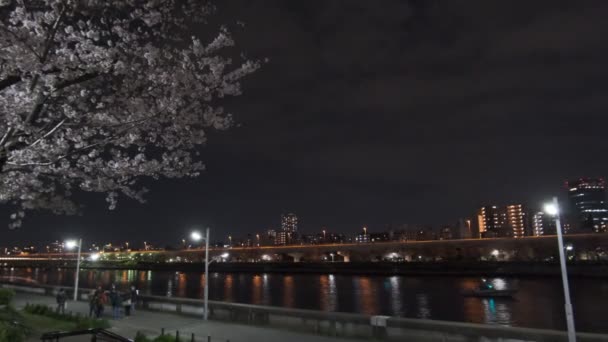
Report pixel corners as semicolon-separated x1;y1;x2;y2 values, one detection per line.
3;0;608;247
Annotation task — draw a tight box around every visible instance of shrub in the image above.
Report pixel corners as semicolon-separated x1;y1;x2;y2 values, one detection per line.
153;335;177;342
134;331;152;342
0;290;15;306
0;321;26;342
23;304;110;330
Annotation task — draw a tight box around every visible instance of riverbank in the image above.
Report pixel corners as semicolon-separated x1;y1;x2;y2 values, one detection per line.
7;284;608;342
4;260;608;277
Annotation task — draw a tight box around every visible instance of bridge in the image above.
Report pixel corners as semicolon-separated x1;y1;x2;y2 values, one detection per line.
3;234;608;265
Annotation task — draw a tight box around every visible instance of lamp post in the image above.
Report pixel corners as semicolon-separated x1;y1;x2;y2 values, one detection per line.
65;239;82;301
191;229;210;320
329;253;335;262
545;197;576;342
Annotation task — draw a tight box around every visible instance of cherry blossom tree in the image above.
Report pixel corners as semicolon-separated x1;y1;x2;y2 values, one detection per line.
0;0;261;228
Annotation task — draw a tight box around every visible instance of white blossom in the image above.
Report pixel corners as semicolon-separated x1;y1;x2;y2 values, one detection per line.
0;0;261;228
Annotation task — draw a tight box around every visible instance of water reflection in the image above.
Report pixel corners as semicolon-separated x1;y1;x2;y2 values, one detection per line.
283;276;295;308
198;274;205;298
389;276;403;316
224;274;234;302
0;267;602;332
176;273;187;298
167;279;173;297
355;277;377;315
262;274;270;305
319;275;337;311
252;275;262;304
416;294;431;319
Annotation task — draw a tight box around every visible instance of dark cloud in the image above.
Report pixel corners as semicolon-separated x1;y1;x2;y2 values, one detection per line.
2;0;608;247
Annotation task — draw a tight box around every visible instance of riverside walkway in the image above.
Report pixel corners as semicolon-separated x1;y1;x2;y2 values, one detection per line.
12;293;357;342
7;286;608;342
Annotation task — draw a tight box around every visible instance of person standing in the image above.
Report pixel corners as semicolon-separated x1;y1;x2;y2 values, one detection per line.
130;285;139;315
109;289;122;319
55;288;67;314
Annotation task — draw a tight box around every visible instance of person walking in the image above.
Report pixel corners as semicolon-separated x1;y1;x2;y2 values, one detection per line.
55;288;67;314
109;289;122;319
88;289;97;317
95;287;107;318
130;285;139;315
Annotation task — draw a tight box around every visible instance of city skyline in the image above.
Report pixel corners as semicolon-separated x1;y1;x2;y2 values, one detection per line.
2;176;606;249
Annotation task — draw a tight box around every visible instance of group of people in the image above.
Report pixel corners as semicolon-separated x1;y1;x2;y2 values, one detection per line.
54;284;140;319
88;284;139;319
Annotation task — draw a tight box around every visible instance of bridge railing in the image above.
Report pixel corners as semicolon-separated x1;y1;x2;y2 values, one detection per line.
3;282;608;341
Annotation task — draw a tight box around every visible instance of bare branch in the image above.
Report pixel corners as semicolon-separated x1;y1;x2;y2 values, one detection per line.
29;118;66;148
0;75;21;91
55;72;100;90
39;5;67;63
0;128;13;147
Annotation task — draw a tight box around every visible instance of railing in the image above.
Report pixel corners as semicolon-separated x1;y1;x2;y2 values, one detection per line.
40;328;132;342
4;282;608;341
137;294;608;342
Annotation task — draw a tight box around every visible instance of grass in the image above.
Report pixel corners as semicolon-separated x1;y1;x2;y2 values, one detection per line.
20;312;78;335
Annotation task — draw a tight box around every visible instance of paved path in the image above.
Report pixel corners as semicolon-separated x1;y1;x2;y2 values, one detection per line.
13;293;358;342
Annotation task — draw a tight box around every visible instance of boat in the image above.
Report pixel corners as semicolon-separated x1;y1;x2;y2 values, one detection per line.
462;288;518;298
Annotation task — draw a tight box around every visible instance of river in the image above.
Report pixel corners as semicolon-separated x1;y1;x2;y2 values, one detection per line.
1;267;607;333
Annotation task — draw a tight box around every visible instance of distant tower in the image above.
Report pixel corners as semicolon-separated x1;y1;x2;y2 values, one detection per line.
281;213;298;233
566;178;608;233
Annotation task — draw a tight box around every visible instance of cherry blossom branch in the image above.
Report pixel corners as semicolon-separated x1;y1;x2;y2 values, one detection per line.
0;75;21;92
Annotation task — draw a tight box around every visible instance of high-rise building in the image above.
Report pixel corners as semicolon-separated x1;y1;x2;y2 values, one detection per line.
530;211;558;236
567;178;608;233
506;204;525;238
478;204;527;238
477;206;506;238
281;213;298;233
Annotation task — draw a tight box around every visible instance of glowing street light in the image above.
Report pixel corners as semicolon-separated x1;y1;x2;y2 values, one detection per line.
190;228;210;320
89;253;100;261
191;231;203;242
65;239;82;301
544;197;576;342
329;253;335;262
544;203;559;216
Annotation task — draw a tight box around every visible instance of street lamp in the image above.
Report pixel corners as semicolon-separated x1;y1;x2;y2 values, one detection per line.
65;239;82;301
544;197;576;342
191;229;211;320
329;253;335;262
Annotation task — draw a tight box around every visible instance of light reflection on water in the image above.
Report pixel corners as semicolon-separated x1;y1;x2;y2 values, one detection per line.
1;267;607;333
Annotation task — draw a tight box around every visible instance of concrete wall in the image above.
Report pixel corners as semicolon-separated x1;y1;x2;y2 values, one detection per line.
3;282;608;342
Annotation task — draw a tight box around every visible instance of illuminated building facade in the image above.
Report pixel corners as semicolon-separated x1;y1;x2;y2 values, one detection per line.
478;204;527;238
506;204;525;238
567;178;608;233
281;213;298;233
